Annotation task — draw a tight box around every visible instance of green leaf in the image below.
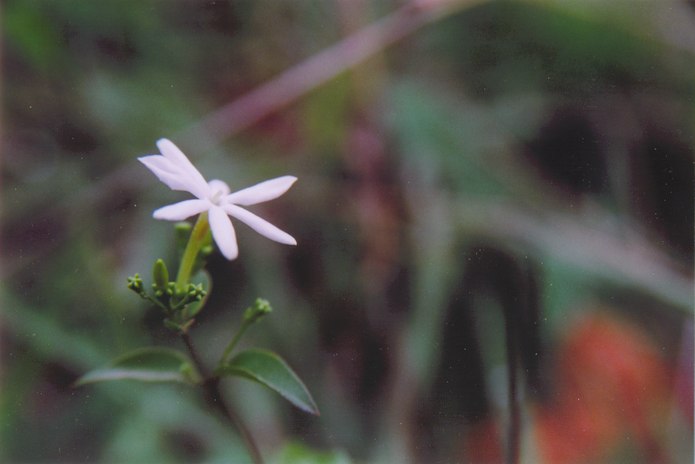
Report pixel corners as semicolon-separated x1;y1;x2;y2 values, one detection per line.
218;349;319;415
75;347;200;386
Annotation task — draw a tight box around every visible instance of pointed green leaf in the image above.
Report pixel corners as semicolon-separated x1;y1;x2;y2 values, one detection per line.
75;347;200;386
218;349;319;415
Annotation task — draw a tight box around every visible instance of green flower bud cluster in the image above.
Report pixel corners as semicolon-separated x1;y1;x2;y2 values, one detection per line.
243;298;273;324
127;274;144;293
127;258;208;333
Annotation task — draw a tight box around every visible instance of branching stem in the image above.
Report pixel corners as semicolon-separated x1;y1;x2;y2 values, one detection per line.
175;213;263;464
181;332;264;464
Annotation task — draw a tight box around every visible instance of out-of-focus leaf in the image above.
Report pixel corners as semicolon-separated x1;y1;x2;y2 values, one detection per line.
4;3;62;70
75;347;200;386
387;79;548;198
218;349;319;415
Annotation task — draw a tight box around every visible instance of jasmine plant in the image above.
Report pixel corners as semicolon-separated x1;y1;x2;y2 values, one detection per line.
78;139;318;464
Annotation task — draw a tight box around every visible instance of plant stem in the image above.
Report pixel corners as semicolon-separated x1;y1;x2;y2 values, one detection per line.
181;332;264;464
176;213;210;289
175;221;263;464
219;319;253;366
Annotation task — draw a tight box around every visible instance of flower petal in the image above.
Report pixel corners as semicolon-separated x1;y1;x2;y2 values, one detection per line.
139;155;189;191
227;176;297;206
209;206;238;260
153;199;210;221
156;138;190;165
156;139;210;198
139;154;210;200
225;204;296;245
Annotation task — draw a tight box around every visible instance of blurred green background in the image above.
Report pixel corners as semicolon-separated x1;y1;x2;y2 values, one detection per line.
2;1;693;463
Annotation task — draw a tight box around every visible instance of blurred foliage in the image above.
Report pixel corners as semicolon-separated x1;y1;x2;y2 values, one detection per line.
2;0;693;463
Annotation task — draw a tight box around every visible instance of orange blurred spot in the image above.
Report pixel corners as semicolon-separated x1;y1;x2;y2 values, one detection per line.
536;312;672;464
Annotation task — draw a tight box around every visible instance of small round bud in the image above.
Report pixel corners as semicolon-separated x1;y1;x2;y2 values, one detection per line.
127;274;144;294
243;298;273;324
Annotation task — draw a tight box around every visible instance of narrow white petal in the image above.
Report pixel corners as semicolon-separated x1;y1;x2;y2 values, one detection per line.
226;204;296;245
139;156;190;192
156;138;190;165
139;154;211;199
153;199;210;221
227;176;297;206
155;139;210;199
139;154;179;175
209;206;239;260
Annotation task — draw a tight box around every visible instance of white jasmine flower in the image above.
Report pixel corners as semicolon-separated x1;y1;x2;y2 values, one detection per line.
139;138;297;260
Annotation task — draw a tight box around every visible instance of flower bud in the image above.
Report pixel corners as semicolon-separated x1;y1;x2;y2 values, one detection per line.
186;283;206;301
152;259;169;291
243;298;273;324
127;274;144;294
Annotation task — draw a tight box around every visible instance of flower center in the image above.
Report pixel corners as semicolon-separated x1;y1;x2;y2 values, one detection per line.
208;179;230;206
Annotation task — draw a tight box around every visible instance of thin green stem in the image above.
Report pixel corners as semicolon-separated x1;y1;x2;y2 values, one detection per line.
176;213;210;289
143;294;169;312
219;319;253;366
